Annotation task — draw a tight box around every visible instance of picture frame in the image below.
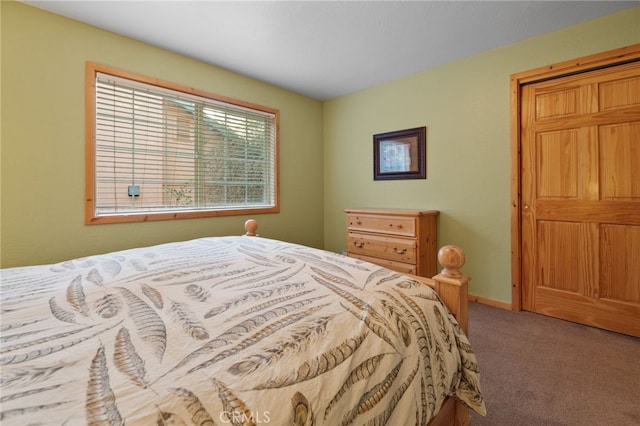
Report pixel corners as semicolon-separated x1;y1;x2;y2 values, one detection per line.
373;126;426;180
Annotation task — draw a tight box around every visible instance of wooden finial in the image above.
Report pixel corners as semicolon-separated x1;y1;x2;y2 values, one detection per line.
438;245;465;277
244;219;258;236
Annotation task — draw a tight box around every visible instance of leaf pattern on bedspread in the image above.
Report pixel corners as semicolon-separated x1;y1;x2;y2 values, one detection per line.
214;379;255;426
310;266;358;289
221;264;306;290
168;297;324;376
229;290;319;320
184;284;211;303
0;401;72;422
0;363;67;387
394;288;451;400
292;391;314;426
117;287;167;360
377;290;437;414
0;318;46;333
141;283;164;309
0;384;63;404
204;282;307;319
113;327;148;388
94;294;123;319
433;305;453;352
0;324;94;353
312;274;399;349
0;235;485;424
86;344;124;426
67;275;90;316
380;299;411;347
252;331;368;390
324;353;388;419
340;302;398;350
48;297;77;323
216;266;290;289
365;357;421;426
86;268;105;286
169;301;210;340
340;357;405;425
0;321;121;366
169;388;217;426
187;304;326;375
227;314;331;376
419;375;428;426
364;267;399;288
396;289;450;395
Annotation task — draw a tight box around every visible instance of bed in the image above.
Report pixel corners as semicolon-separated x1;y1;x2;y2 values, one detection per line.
0;220;485;425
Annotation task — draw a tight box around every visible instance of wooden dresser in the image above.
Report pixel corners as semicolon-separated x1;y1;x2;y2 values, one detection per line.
345;208;439;277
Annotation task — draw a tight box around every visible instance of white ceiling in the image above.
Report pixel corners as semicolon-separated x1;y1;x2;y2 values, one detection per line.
21;1;638;100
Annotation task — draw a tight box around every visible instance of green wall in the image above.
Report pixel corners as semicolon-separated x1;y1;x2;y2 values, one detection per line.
323;6;640;304
0;1;324;267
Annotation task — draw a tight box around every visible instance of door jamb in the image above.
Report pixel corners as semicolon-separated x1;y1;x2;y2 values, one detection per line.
509;44;640;311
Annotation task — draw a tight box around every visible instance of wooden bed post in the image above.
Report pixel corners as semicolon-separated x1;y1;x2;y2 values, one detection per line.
431;245;471;426
244;219;258;236
432;245;469;334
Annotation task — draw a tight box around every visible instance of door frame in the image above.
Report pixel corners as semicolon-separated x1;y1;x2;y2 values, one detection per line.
509;44;640;311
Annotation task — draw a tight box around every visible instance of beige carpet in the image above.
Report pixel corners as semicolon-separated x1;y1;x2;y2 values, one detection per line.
467;302;640;425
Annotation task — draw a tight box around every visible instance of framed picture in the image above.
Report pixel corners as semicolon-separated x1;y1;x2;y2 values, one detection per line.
373;126;426;180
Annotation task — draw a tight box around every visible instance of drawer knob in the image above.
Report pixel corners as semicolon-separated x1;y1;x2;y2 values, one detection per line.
393;247;407;254
353;241;365;248
389;223;402;229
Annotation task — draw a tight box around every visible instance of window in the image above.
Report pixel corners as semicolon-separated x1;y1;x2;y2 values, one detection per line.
85;62;279;224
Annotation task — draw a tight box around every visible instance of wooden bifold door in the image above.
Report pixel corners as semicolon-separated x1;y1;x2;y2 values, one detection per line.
518;52;640;337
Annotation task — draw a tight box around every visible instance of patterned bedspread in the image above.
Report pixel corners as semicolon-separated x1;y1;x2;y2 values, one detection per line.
0;236;485;425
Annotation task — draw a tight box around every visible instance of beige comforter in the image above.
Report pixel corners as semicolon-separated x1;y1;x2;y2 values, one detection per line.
0;236;485;425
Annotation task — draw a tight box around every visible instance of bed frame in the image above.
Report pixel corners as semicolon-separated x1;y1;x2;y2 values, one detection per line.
244;219;472;426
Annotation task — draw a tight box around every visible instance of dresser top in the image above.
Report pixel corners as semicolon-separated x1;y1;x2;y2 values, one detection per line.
345;208;439;217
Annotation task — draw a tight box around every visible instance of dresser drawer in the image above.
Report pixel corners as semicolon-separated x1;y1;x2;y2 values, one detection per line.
346;214;416;237
349;253;416;275
347;232;416;263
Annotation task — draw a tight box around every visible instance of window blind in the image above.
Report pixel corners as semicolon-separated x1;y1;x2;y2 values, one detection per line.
93;72;277;217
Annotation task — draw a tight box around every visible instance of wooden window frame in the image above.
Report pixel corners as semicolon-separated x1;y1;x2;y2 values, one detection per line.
85;62;279;224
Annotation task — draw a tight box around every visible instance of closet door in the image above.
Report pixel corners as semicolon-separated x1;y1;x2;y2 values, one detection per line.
521;60;640;337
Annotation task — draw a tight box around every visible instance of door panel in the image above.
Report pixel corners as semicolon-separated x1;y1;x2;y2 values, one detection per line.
601;225;640;303
599;75;640;110
601;122;640;200
537;130;580;198
521;60;640;337
537;221;598;295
